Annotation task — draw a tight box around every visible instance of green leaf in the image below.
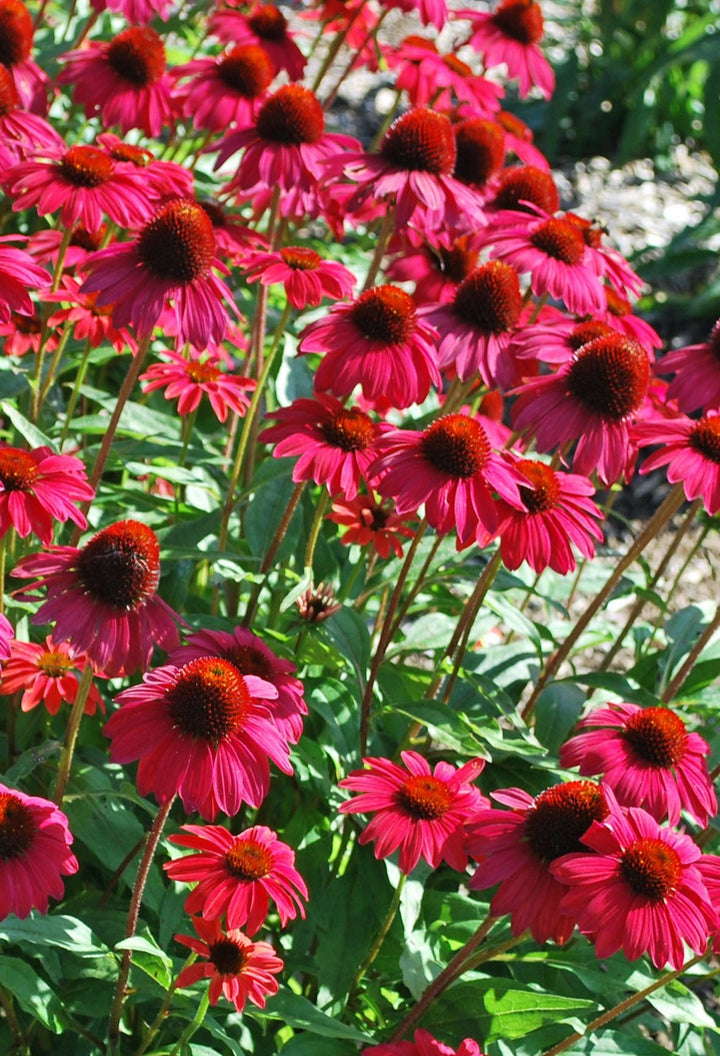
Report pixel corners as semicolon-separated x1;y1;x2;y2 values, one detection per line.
322;606;370;687
534;683;585;753
245;472;302;558
0;956;66;1031
115;935;173;989
3;739;61;784
259;990;371;1042
279;1037;357;1056
644;980;718;1030
1;401;54;449
0;913;110;956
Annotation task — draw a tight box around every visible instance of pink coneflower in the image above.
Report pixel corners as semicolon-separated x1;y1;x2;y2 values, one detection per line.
0;636;104;716
466;780;610;944
0;66;61;173
488;164;559;216
196;198;267;263
105;657;292;819
208;3;306;80
496;460;603;574
633;410;720;514
214;84;360;222
140;350;255;424
0;444;94;545
452;117;507;192
386;233;482;305
379;0;448;28
12;519;181;678
172;45;274;133
512;333;651;486
483;207;605;315
0;0;50;115
0;235;49;323
329;494;416;559
175;917;283;1013
298;285;440;409
58;27;173;138
510;306;617;366
242;246;356;309
331;108;485;237
90;0;170;21
496;109;549;168
560;702;717;827
364;1029;483;1056
4;144;152;231
0;309;57;357
422;261;523;384
169;625;307;745
657;318;720;414
260;394;387;501
97;133;194;203
458;0;555;99
46;277;138;356
552;796;718;969
564;212;643;298
339;751;486;875
28;224;105;270
371;413;525;549
601;286;662;351
389;36;503;113
81;198;236;348
0;782;78;918
165;823;308;934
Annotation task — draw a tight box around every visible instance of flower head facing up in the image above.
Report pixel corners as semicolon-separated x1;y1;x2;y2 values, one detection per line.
339;750;486;874
453;117;506;188
140;350;255;423
559;702;717;826
242;245;356;308
330;494;416;559
208;2;306;80
0;444;94;545
657;317;720;414
633;410;720;515
0;782;78;919
175;917;283;1013
0;636;104;716
466;780;609;943
12;519;181;677
165;823;308;934
172;45;274;132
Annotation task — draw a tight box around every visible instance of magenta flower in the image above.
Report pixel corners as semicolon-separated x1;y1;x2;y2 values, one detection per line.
458;0;555;99
242;246;356;309
657;318;720;414
105;658;292;819
0;782;78;919
208;3;306;80
58;26;173;137
552;797;718;969
0;613;11;665
371;413;525;549
559;703;717;827
489;164;559;216
175;918;283;1013
632;410;720;514
0;235;49;323
97;133;194;204
140;350;255;424
81;198;236;348
329;494;416;559
90;0;170;21
466;781;610;944
0;66;61;174
339;751;487;875
169;625;307;745
12;519;181;678
0;444;94;545
0;636;104;716
0;0;50;115
364;1029;483;1056
46;276;138;356
496;459;604;574
378;0;448;29
299;285;440;409
165;823;308;934
452;117;507;191
172;45;274;133
389;36;503;113
601;287;662;351
386;233;482;305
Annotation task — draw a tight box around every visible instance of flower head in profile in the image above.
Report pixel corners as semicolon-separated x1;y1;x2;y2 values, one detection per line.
165;823;308;934
242;246;356;309
175;917;283;1013
458;0;555;99
552;795;718;969
296;582;341;624
12;519;181;677
364;1029;484;1056
172;45;274;133
0;636;104;716
489;164;559;216
0;0;50;114
452;117;507;191
0;309;57;357
559;703;717;827
0;235;49;323
656;318;720;414
633;410;720;515
141;350;255;424
389;36;503;112
0;782;78;919
339;751;487;875
0;444;94;545
208;2;306;80
105;657;292;819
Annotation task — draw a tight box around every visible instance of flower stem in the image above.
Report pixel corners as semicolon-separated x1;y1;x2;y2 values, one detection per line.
437;549;503;702
362;205;396;292
59;339;93;449
107;796;176;1054
169;988;210;1056
350;874;406;995
311;0;369;94
660;602;720;702
133;953;197;1056
52;665;95;805
304;491;330;570
242;481;307;626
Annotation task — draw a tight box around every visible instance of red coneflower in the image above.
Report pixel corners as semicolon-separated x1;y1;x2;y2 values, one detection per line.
364;1029;484;1056
0;444;94;545
0;636;104;716
242;245;356;309
0;235;50;323
172;45;274;133
208;3;306;80
458;0;555;99
389;36;503;113
140;350;255;423
0;0;50;115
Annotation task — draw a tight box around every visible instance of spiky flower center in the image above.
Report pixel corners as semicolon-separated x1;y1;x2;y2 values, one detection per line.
495;165;559;215
12;311;42;335
517;459;560;513
209;937;248;975
498;109;529;139
566;212;604;249
0;0;32;66
530;217;585;264
381;108;456;176
109;142;150;167
0;792;34;859
492;0;544;45
59;146;114;188
256;84;324;145
453;118;505;186
218;44;273;96
689;416;720;464
37;649;74;678
619;837;682;901
421;414;491;478
76;519;161;610
70;226;103;251
605;288;630;317
453;261;522;333
623;706;688;768
226;644;272;680
0;446;37;491
350;285;415;344
318;408;375;452
226;838;273;880
280;246;322;270
167;657;250;744
185;360;221;384
438;237;479;283
0;63;18;113
568;320;614;350
248;4;288;40
106;26;166;86
525;780;609;861
397;775;453;820
137;199;215;284
566;334;649;420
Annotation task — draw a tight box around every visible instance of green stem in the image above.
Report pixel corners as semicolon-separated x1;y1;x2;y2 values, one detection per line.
661;603;720;702
133;953;197;1056
59;340;93;449
242;481;307;626
52;665;95;805
362;204;396;292
35;322;75;415
350;874;406;994
304;491;330;570
170;988;211;1056
311;0;369;94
